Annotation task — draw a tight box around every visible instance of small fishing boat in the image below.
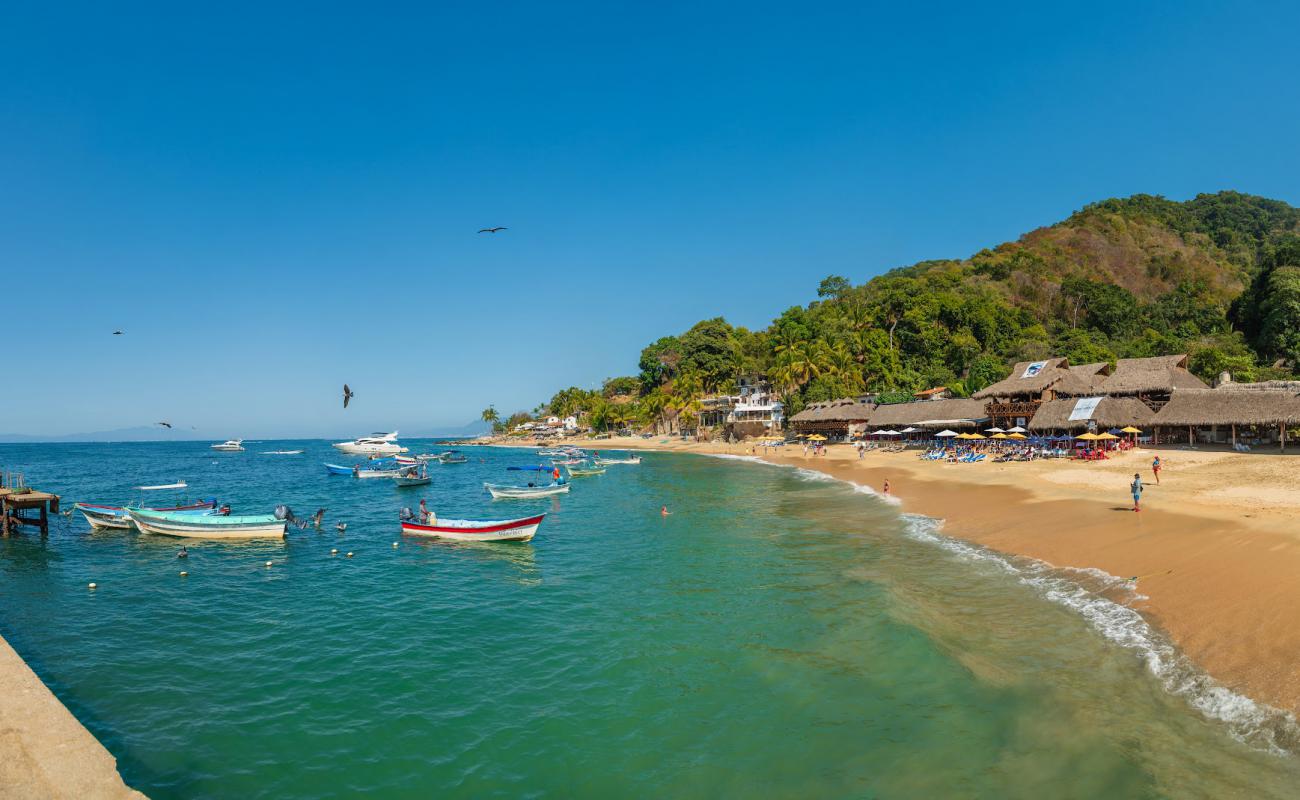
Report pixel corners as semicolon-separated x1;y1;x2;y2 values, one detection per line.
211;439;245;451
324;462;405;478
128;508;287;539
76;481;217;530
440;451;469;464
401;513;544;542
414;452;447;462
484;482;570;499
537;448;567;456
594;456;641;465
565;463;606;477
324;463;354;476
261;450;303;455
394;455;418;466
393;465;431;487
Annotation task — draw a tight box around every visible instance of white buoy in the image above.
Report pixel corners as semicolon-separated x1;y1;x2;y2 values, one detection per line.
180;571;188;577
330;548;338;555
346;552;354;558
88;582;97;590
265;561;273;568
392;542;399;548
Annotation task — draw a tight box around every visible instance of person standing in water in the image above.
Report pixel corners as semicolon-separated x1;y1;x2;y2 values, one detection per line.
882;479;891;497
1152;455;1162;484
1131;473;1143;512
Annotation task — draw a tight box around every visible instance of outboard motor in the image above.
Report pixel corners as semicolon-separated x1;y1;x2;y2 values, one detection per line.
274;505;297;525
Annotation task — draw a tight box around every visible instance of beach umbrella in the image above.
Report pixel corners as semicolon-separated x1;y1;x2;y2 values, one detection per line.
985;427;1005;433
1096;432;1119;440
991;433;1008;439
935;430;959;438
1121;426;1143;433
1075;432;1098;440
900;427;922;433
967;433;987;440
1007;432;1027;440
1006;425;1028;433
875;429;901;436
806;434;827;441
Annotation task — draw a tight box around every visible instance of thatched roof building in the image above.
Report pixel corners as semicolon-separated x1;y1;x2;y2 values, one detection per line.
1067;362;1113;392
973;358;1097;400
1028;397;1154;432
788;398;875;434
1151;388;1300;427
1097;355;1208;398
866;398;988;429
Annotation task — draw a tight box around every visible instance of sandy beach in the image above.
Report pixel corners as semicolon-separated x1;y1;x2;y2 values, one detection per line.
530;434;1300;716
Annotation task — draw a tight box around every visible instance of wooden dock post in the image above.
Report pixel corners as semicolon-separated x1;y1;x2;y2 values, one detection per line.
0;488;60;537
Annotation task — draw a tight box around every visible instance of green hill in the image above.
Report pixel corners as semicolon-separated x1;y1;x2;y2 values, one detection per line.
533;191;1300;428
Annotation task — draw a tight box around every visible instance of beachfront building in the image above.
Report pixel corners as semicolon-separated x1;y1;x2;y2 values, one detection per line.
787;398;876;439
698;378;784;438
865;397;988;432
972;358;1106;429
1151;386;1300;451
913;386;951;401
1027;396;1155;435
1094;354;1208;411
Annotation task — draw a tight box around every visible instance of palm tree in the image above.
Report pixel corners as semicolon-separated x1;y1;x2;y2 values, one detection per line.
481;406;501;433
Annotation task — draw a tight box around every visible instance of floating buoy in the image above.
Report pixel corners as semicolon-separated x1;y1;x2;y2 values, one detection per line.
180;571;188;577
88;582;98;590
265;561;273;568
392;542;399;548
330;548;338;555
346;551;354;558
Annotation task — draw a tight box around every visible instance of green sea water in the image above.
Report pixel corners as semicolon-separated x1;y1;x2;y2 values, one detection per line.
1;442;1299;798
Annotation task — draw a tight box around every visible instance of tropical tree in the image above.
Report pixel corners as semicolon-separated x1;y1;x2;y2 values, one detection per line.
480;405;502;434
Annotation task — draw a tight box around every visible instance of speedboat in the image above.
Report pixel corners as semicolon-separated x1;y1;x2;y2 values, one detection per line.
210;439;244;451
401;512;544;542
128;507;287;539
332;431;407;455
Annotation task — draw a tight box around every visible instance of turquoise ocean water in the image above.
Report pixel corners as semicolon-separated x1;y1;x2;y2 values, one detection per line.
2;441;1299;798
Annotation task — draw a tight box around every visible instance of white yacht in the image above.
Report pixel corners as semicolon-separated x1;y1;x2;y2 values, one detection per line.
332;431;408;455
210;439;245;451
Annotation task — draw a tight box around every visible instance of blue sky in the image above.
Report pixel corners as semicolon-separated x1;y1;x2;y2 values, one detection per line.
3;2;1298;437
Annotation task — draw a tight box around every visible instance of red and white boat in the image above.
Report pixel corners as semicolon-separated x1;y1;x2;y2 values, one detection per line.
400;513;545;542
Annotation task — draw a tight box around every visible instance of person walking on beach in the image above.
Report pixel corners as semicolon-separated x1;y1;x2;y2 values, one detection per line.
1152;455;1162;484
1131;473;1143;512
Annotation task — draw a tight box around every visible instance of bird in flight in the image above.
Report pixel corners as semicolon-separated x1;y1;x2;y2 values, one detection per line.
343;384;354;409
156;421;172;429
113;330;124;335
477;227;507;234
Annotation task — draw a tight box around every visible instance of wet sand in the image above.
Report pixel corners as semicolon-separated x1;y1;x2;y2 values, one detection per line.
531;435;1300;715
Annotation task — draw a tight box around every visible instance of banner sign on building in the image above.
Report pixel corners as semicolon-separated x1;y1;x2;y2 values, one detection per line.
1021;360;1048;379
1068;396;1103;421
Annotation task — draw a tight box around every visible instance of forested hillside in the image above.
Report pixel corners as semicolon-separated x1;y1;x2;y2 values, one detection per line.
512;192;1300;431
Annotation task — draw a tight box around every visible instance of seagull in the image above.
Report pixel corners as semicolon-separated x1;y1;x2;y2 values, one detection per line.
343;384;354;409
312;509;326;529
156;421;172;429
336;522;348;533
477;227;507;234
112;330;124;336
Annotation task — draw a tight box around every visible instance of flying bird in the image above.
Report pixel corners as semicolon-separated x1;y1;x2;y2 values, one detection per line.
112;330;124;335
477;227;507;234
156;421;173;429
343;384;354;409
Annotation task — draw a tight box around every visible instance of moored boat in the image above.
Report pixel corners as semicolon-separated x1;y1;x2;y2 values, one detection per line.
440;451;469;464
484;482;570;499
594;456;641;465
128;507;287;539
332;431;407;455
401;513;544;542
76;499;218;530
565;463;606;476
210;439;244;451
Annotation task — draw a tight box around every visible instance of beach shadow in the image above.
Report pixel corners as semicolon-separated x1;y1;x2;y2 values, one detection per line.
1109;507;1137;512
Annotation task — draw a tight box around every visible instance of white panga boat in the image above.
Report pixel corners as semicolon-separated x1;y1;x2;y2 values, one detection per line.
261;450;303;455
565;463;606;476
401;513;544;542
210;439;245;451
594;455;641;465
332;431;408;455
484;482;570;499
128;507;287;539
76;482;216;530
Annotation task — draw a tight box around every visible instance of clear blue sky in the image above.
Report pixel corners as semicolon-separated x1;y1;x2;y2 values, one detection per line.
3;2;1298;437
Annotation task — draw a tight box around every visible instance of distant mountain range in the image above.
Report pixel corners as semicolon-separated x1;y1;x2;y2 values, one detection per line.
0;420;490;444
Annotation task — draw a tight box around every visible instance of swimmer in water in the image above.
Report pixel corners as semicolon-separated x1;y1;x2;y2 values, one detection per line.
661;506;671;516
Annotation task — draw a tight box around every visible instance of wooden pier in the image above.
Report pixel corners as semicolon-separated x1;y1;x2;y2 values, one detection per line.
0;472;60;536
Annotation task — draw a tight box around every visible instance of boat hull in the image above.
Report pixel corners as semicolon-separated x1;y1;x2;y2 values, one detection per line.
484;483;570;499
76;500;217;530
128;509;286;539
401;514;544;542
333;442;406;455
393;476;432;487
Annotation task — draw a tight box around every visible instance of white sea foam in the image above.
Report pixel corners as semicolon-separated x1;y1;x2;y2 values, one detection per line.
899;514;1300;755
700;453;767;464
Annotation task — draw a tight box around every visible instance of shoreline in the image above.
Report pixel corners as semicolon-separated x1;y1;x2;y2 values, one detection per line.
529;434;1300;722
0;632;144;798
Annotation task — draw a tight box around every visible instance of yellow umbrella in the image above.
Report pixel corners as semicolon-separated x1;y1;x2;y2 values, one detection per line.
1007;432;1027;440
1075;432;1098;441
1120;426;1143;434
806;434;827;441
1096;432;1119;440
991;432;1008;439
966;433;986;440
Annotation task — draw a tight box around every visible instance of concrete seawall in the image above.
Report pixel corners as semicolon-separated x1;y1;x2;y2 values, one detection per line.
0;634;144;799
